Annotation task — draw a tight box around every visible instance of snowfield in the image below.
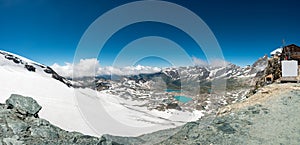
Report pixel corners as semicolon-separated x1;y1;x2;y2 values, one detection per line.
0;50;203;137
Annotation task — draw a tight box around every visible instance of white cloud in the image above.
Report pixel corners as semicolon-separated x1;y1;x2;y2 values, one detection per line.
50;58;162;78
97;65;161;76
51;58;100;78
209;59;230;67
118;65;162;75
192;57;230;67
192;56;208;66
51;62;73;77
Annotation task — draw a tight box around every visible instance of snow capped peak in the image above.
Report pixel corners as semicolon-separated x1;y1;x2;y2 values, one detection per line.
248;55;268;75
0;50;71;87
270;47;283;56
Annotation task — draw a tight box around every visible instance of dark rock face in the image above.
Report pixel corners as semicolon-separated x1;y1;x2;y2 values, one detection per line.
25;64;36;72
43;66;53;74
4;54;23;64
166;103;181;110
44;66;72;87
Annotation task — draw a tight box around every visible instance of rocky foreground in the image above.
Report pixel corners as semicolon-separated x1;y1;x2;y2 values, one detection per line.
104;83;300;145
1;83;300;145
0;94;112;145
158;83;300;145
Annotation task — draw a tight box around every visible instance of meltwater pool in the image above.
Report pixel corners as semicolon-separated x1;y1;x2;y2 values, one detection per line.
173;96;193;103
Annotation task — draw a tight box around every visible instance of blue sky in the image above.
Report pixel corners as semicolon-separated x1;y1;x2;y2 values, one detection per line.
0;0;299;67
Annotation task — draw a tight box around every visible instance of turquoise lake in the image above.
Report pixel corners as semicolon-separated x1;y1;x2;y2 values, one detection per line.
174;96;193;103
165;89;181;93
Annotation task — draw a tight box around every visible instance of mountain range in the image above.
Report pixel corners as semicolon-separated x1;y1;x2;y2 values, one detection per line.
0;50;274;144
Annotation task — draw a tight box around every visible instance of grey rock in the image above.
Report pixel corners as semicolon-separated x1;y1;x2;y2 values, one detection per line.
6;119;29;134
30;118;50;127
247;106;255;110
70;135;101;145
3;137;23;145
213;117;226;124
252;109;260;114
6;94;41;116
216;123;236;134
30;126;59;140
101;134;143;145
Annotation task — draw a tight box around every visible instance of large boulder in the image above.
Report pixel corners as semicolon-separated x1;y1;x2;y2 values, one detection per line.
6;94;42;116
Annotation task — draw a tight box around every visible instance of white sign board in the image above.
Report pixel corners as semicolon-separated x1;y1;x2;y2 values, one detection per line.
281;60;298;77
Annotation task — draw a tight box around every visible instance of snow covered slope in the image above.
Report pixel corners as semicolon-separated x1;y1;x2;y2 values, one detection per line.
0;50;202;137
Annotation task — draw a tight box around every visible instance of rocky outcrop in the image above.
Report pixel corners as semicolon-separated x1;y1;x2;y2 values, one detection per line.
5;94;41;117
250;56;282;96
265;57;281;81
24;64;36;72
249;55;268;75
3;54;24;65
0;94;103;145
44;66;72;87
